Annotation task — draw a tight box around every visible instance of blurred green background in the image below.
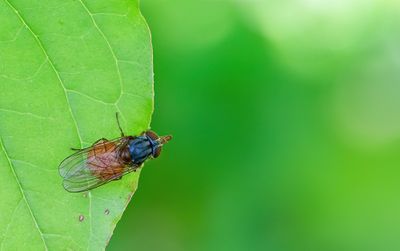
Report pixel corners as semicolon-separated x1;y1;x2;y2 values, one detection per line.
109;0;400;250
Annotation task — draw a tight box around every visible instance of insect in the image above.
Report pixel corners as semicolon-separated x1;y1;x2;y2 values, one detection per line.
59;113;172;193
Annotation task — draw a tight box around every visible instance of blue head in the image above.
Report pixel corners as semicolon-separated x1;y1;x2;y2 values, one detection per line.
128;131;172;165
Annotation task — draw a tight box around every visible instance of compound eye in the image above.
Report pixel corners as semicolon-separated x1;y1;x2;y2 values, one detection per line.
153;146;162;158
146;130;159;140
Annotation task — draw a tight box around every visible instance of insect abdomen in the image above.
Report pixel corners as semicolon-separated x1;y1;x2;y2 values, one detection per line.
87;141;125;180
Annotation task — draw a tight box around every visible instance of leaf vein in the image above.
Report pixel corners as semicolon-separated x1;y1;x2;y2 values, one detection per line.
0;24;24;43
77;0;124;102
0;137;48;251
0;58;48;81
3;0;83;146
0;198;23;250
0;108;51;120
10;158;53;172
2;1;88;249
66;89;114;105
66;4;130;246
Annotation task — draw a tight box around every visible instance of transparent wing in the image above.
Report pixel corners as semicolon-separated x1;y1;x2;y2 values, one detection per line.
59;138;137;193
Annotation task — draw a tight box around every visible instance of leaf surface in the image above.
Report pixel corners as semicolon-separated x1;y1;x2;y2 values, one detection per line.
0;0;153;250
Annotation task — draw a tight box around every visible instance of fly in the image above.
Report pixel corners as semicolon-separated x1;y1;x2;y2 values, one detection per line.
59;113;172;193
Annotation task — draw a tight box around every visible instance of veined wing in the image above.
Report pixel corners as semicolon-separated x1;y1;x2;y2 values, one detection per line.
59;137;136;193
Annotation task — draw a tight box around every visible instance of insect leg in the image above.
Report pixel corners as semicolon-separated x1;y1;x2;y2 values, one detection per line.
92;138;108;146
70;147;82;151
116;112;125;137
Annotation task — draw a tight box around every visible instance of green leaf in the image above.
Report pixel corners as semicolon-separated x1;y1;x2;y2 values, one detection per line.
0;0;153;250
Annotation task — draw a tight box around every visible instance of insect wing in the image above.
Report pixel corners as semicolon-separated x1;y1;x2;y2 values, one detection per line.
59;138;135;192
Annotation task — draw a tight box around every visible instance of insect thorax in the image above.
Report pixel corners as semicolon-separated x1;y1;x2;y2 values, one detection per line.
128;136;156;164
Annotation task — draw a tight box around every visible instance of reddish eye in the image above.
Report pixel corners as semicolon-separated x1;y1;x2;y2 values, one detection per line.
146;130;159;140
153;147;162;158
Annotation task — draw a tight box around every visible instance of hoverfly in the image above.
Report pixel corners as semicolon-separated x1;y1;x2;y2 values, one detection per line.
59;113;172;193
